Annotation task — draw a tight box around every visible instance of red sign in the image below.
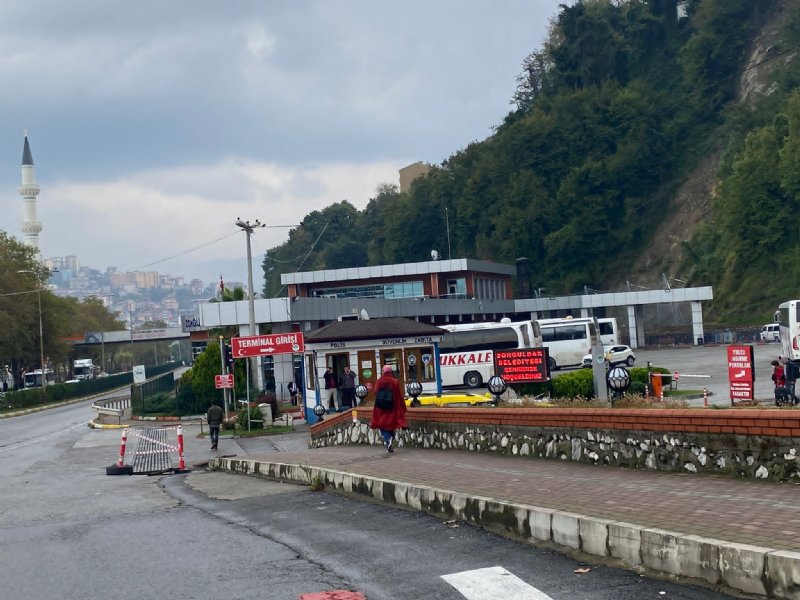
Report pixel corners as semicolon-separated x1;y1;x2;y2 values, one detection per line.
231;333;305;358
215;374;234;389
727;345;754;402
673;371;680;381
494;348;550;383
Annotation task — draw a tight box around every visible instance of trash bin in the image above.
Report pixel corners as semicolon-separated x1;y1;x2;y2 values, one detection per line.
258;403;273;425
697;337;704;345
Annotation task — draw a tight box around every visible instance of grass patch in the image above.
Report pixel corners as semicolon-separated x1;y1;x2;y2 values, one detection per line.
217;425;295;438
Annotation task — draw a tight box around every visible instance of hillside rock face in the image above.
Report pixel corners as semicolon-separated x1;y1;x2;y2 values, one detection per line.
628;1;792;287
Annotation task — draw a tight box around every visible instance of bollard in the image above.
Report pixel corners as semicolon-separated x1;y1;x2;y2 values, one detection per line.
116;427;129;467
703;388;708;407
352;409;358;425
177;425;186;471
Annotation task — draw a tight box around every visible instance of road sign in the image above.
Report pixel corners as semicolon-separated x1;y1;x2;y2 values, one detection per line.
673;371;679;381
215;374;234;389
231;333;305;358
133;364;146;384
727;345;754;403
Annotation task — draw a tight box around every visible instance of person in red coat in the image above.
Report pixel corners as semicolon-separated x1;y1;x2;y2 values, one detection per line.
370;364;407;453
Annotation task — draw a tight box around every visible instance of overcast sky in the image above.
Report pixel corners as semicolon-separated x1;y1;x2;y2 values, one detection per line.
0;1;560;293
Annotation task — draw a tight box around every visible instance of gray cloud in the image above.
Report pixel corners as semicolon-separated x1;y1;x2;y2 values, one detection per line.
0;0;557;284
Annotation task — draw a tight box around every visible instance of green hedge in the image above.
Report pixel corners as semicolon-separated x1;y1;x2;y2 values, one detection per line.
513;365;673;400
3;362;182;410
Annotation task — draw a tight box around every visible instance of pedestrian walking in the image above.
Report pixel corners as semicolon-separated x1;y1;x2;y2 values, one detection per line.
287;380;300;406
324;366;339;412
207;401;223;450
772;358;789;405
341;365;357;408
370;364;406;453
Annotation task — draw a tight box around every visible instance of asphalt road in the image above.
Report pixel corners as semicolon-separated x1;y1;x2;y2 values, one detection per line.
0;403;739;600
634;344;780;406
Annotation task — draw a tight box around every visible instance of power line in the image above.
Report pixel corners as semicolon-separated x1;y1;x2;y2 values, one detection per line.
129;230;241;271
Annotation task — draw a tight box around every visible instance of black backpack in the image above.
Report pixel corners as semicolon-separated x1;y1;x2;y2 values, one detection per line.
375;386;394;410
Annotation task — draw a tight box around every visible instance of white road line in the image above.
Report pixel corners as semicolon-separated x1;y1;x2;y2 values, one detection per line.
441;566;554;600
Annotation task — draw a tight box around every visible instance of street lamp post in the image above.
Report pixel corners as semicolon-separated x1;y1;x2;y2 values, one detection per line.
17;270;46;390
235;218;265;393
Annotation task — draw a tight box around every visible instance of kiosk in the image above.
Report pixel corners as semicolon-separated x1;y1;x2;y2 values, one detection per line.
302;317;445;424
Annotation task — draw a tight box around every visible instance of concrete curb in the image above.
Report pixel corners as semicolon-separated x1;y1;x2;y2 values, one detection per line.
209;456;800;599
88;420;127;429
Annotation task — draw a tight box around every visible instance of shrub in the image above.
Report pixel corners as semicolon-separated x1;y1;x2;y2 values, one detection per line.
237;403;265;430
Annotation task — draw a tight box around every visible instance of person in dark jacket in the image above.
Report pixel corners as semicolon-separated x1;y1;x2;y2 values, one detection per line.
341;365;357;408
369;365;407;453
207;401;224;450
323;366;339;412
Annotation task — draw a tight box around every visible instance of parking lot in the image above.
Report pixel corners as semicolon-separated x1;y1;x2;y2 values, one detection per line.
618;343;783;406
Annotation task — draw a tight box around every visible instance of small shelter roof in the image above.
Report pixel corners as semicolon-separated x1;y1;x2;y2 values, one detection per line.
305;317;445;343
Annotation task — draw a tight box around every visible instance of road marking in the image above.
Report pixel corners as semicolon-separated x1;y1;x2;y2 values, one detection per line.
441;566;553;600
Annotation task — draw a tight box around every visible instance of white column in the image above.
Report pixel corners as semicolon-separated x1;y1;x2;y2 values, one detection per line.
691;301;705;345
627;305;638;349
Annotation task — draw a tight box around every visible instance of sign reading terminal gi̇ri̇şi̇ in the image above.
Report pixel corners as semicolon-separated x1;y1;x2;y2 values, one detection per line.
232;333;305;358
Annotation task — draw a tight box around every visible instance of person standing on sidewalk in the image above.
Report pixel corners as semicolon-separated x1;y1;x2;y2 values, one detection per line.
341;365;357;409
207;401;223;450
324;366;339;412
370;365;406;453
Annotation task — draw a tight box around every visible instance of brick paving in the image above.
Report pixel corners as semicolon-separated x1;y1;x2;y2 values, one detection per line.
244;444;800;552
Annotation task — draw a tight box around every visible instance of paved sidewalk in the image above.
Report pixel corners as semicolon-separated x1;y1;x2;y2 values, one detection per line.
233;445;800;551
210;441;800;598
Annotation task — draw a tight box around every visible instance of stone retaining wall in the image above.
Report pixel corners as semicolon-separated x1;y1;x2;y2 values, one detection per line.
310;408;800;480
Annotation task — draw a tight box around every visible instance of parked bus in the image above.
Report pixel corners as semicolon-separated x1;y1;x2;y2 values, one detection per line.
536;316;617;370
777;301;800;361
775;301;800;403
438;319;542;388
23;368;56;388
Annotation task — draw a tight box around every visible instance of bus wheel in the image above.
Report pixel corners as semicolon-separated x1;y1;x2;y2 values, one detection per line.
464;371;483;388
548;357;557;371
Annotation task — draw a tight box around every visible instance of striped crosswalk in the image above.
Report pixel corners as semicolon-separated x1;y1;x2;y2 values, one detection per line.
442;566;554;600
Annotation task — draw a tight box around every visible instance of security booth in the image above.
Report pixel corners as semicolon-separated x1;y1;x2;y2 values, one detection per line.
302;317;445;424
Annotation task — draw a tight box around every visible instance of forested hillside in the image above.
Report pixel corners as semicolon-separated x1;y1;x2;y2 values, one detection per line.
262;0;800;325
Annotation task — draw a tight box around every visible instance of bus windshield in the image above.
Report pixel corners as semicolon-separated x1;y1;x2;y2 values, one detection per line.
23;369;56;388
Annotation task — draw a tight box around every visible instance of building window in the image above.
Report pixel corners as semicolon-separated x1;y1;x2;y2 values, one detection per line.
446;278;466;299
312;281;424;299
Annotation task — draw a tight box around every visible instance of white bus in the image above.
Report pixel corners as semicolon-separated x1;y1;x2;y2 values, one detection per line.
777;301;800;362
536;316;618;370
775;301;800;404
438;319;542;388
23;369;56;388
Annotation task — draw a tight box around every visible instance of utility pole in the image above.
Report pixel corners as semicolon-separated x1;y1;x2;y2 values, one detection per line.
219;334;228;420
18;270;46;389
235;218;265;392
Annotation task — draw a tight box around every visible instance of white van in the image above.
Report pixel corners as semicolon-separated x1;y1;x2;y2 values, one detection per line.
760;323;780;342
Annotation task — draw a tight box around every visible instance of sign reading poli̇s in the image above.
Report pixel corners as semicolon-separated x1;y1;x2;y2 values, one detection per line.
727;345;754;402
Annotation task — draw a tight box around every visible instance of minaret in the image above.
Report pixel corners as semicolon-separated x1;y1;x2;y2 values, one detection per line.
19;130;42;249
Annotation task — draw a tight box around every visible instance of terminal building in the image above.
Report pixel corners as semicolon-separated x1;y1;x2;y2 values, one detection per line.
195;257;713;401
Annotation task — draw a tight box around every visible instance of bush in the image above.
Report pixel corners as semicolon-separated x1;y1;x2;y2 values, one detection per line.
236;403;265;430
